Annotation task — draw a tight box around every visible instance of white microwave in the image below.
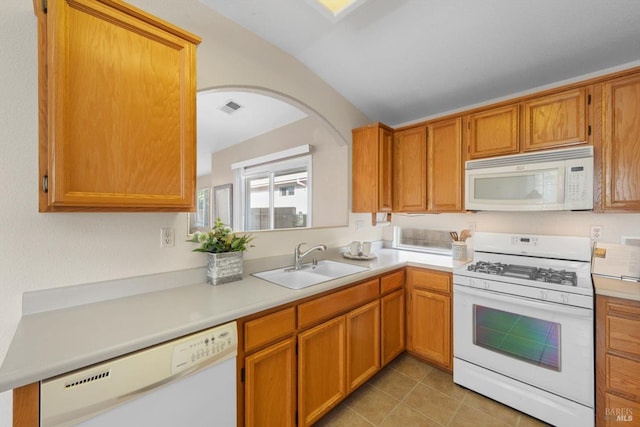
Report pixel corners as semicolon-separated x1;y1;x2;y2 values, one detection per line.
465;146;593;211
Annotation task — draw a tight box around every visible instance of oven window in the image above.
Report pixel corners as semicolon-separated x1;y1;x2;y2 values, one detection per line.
473;305;560;371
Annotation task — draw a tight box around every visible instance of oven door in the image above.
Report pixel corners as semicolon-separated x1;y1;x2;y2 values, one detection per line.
453;284;593;406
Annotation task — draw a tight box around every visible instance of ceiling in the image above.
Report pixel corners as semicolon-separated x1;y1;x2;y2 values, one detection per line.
198;0;640;126
197;90;307;176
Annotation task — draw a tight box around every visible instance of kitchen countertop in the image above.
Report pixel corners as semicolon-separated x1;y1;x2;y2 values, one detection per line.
592;274;640;302
0;248;460;393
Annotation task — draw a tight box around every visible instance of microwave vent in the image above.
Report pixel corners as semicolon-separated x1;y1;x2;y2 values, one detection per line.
466;146;593;170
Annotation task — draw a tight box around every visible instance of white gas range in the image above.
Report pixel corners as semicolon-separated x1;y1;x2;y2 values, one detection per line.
453;232;594;427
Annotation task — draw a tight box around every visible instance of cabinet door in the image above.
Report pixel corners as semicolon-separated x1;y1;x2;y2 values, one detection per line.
245;338;296;427
467;104;520;159
407;288;452;370
381;289;405;366
596;295;640;426
393;126;427;212
603;74;640;210
40;0;199;211
427;118;463;212
347;301;380;392
298;316;346;427
378;127;394;211
523;88;588;152
352;124;393;212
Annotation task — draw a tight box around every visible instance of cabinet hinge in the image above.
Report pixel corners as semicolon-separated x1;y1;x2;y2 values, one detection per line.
588;125;592;136
42;174;48;193
587;94;592;105
295;343;298;355
42;0;47;13
240;367;245;383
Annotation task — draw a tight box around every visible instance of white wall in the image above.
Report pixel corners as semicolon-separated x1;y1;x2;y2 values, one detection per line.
0;1;375;424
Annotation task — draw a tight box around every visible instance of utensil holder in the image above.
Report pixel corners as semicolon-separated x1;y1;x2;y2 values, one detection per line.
452;242;467;261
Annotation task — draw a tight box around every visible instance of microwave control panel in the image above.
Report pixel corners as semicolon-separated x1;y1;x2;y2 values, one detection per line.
566;166;586;202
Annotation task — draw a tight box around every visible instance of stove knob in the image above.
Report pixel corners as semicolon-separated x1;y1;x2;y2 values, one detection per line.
561;294;569;304
469;279;476;287
483;281;490;289
540;290;549;300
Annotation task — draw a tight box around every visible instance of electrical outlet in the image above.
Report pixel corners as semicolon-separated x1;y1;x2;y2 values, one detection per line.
161;228;175;248
591;225;603;241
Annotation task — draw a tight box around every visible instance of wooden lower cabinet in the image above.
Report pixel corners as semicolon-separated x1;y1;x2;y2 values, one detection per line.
596;295;640;426
244;338;296;427
298;316;347;426
298;300;381;426
381;289;405;366
347;301;380;392
406;268;452;371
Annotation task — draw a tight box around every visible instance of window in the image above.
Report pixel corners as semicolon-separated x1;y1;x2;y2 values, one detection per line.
392;226;453;255
236;154;311;231
189;187;211;233
280;185;295;196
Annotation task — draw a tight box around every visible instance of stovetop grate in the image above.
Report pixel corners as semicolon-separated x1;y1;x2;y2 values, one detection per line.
467;261;578;287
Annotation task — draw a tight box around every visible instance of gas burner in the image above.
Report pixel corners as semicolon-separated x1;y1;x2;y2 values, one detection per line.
467;261;507;275
466;262;578;286
534;268;577;286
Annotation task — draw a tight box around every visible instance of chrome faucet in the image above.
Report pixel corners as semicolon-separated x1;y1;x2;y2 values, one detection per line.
294;243;327;270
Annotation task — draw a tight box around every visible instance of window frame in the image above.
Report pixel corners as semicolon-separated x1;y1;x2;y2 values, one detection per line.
235;155;312;231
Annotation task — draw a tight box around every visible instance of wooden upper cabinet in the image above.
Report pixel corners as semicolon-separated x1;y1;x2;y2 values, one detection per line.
602;73;640;211
393;126;427;212
427;117;463;212
352;123;393;212
523;87;589;152
36;0;201;211
467;104;520;159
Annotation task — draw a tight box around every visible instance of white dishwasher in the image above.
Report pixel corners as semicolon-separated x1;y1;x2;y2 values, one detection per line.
40;321;237;427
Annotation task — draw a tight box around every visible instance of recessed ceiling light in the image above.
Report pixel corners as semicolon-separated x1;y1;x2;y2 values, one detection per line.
306;0;368;22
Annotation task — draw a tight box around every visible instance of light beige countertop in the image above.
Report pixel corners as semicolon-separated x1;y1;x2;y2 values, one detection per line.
593;274;640;302
0;248;461;393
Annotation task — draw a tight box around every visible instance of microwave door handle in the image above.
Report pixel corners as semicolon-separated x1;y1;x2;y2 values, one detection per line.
559;166;567;205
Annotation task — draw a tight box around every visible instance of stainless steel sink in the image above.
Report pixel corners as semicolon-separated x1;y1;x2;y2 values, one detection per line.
252;260;369;289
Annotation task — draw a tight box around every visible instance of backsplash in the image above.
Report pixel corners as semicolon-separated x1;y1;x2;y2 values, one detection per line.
383;211;640;247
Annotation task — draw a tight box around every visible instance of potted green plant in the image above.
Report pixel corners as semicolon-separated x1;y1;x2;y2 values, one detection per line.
188;218;254;285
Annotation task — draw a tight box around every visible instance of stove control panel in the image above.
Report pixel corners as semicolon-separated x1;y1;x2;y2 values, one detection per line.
511;236;538;247
170;322;237;375
458;276;593;309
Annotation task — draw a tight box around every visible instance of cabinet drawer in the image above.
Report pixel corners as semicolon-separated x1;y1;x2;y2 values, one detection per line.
607;315;640;357
380;269;405;294
607;354;640;398
604;392;640;426
298;279;379;329
406;268;451;293
245;307;296;353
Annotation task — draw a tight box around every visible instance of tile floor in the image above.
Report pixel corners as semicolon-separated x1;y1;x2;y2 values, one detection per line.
315;353;551;427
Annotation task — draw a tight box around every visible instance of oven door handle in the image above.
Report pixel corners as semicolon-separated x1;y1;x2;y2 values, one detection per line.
453;284;593;318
